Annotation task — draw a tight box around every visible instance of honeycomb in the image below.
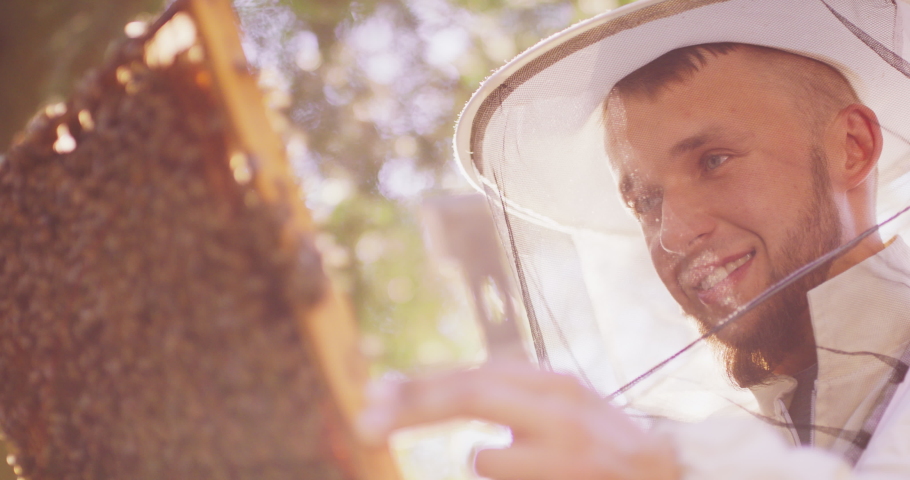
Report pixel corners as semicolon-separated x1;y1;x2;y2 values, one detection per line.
0;9;352;480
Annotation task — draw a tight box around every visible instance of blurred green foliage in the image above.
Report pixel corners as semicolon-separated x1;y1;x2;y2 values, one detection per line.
238;0;623;372
0;0;161;149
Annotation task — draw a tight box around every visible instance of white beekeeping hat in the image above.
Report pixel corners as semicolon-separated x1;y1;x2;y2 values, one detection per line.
457;0;910;236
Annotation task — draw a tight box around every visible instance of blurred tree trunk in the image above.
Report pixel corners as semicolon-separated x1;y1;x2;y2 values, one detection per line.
0;0;161;150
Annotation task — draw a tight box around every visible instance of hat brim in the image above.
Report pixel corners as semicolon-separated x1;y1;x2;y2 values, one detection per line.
454;0;910;237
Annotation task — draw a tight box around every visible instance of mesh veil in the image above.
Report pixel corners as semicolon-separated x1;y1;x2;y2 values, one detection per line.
455;0;910;464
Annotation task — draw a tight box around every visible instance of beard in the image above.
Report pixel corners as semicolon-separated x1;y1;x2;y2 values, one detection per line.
693;148;842;388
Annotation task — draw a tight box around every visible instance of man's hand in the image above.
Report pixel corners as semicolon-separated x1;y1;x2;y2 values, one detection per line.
357;361;681;480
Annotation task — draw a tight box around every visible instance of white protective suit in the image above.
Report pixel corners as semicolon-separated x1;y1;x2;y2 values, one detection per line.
664;237;910;479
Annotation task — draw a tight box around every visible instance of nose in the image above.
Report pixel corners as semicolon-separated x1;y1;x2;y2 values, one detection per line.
657;189;716;255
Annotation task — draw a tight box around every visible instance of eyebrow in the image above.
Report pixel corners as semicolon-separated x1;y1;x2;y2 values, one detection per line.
668;126;751;157
669;134;710;157
669;128;719;157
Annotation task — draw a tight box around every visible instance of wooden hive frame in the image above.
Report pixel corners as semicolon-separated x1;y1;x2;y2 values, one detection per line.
147;0;402;478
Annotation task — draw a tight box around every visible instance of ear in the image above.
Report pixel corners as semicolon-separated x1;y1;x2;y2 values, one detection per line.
832;103;882;191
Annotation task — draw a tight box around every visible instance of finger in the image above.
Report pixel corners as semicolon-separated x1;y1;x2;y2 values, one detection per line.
474;445;608;480
357;367;605;445
401;363;602;411
474;446;553;480
471;361;600;403
415;365;634;429
475;444;643;480
359;376;572;442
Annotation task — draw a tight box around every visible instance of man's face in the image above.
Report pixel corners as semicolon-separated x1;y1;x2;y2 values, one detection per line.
606;51;842;351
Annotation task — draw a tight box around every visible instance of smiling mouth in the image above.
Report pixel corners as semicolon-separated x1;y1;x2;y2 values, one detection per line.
693;251;755;292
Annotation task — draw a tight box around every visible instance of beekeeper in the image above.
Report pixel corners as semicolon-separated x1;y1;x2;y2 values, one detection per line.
359;1;910;478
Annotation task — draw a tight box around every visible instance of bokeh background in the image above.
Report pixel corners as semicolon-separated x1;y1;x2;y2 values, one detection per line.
0;0;632;478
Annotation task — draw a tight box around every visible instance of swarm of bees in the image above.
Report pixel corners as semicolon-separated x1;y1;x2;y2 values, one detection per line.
0;6;353;480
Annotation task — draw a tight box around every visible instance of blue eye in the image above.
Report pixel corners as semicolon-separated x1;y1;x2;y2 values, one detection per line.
704;154;730;171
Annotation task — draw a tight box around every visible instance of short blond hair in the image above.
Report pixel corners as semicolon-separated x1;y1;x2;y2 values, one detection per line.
605;43;859;134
